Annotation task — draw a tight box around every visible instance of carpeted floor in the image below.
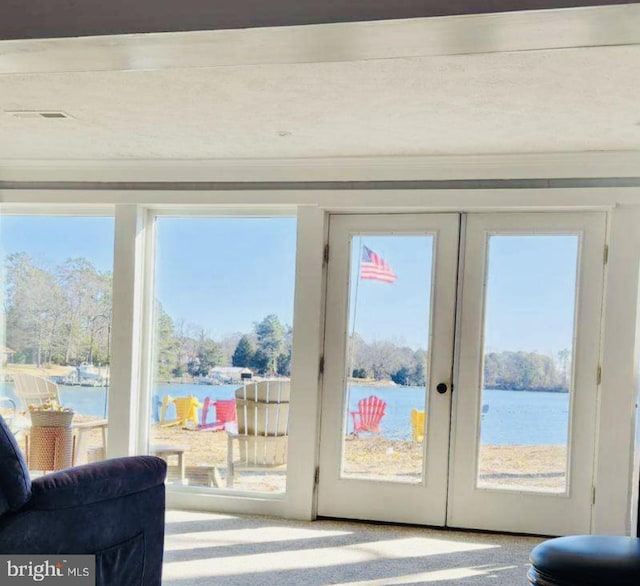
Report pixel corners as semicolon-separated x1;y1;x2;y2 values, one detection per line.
163;510;544;585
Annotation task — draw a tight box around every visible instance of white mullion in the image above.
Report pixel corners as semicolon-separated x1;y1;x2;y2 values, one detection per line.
594;206;640;535
136;209;158;453
285;206;329;519
108;204;146;458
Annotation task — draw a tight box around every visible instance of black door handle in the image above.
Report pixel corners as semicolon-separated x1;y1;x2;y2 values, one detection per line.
436;382;448;394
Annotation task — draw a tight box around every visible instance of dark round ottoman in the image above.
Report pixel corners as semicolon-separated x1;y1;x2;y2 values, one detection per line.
528;535;640;585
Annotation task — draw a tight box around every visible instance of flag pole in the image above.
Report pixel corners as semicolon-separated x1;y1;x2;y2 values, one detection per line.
346;237;363;435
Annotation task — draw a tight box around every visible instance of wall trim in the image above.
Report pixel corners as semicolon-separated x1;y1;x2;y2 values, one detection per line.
2;179;640;192
2;152;640;184
2;188;639;213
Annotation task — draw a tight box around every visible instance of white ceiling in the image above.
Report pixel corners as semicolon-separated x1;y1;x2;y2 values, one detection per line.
0;9;638;162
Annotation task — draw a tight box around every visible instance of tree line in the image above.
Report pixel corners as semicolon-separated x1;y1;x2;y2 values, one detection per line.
3;255;293;379
484;350;571;392
4;254;112;367
351;345;571;392
4;256;571;392
350;334;427;386
155;308;292;380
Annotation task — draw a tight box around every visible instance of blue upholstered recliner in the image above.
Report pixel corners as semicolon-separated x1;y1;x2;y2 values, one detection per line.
0;414;167;586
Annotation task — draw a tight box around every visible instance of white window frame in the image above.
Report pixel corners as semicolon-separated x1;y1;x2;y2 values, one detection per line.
0;189;638;534
137;206;322;517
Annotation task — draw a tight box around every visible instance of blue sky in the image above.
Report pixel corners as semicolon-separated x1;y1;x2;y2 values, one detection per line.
484;235;578;357
1;216;578;356
350;233;577;355
349;235;433;350
155;217;297;337
0;216;115;273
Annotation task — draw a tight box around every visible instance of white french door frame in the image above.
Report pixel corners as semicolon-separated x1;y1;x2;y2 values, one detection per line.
447;212;607;535
318;210;610;535
317;213;460;526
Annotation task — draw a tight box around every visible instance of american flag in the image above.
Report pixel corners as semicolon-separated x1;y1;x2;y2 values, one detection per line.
360;245;396;283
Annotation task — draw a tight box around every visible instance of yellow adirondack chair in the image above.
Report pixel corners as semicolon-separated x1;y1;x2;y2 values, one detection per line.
159;394;201;428
411;408;425;442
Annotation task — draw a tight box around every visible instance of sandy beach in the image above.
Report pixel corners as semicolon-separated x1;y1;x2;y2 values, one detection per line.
149;424;567;493
11;414;566;494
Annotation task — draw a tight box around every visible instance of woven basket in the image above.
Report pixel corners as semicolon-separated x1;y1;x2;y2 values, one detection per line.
29;410;74;428
29;426;73;471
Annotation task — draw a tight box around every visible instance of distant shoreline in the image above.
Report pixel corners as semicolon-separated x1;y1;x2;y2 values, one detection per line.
1;366;570;394
485;385;569;393
350;379;569;393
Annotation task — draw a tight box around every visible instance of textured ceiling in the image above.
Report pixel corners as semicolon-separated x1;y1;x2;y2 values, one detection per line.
0;45;638;160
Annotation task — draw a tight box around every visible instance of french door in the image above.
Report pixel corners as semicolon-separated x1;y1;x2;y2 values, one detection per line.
318;214;459;526
317;212;606;535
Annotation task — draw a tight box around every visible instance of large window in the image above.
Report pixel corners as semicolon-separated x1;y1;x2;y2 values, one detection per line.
0;215;114;471
148;216;297;494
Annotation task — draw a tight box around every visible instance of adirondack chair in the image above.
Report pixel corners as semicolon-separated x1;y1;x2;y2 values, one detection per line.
159;394;202;428
12;373;59;409
226;380;290;487
350;395;386;436
199;397;237;431
11;373;108;467
411;408;425;442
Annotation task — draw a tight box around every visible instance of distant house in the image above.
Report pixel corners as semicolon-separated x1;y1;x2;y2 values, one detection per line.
0;347;15;365
207;366;253;384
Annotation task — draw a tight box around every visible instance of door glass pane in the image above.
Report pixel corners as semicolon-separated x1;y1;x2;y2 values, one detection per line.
0;215;113;472
477;235;579;493
150;216;296;493
341;235;433;483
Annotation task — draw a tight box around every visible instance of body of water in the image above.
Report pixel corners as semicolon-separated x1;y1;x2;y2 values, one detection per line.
0;382;570;446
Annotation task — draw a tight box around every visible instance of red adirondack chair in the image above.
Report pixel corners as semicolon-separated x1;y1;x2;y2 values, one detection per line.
198;397;237;431
350;395;386;436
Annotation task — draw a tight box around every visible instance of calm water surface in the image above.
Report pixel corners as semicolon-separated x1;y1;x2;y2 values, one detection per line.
0;382;569;445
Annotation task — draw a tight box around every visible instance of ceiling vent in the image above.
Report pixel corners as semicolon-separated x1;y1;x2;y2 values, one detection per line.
5;110;72;119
